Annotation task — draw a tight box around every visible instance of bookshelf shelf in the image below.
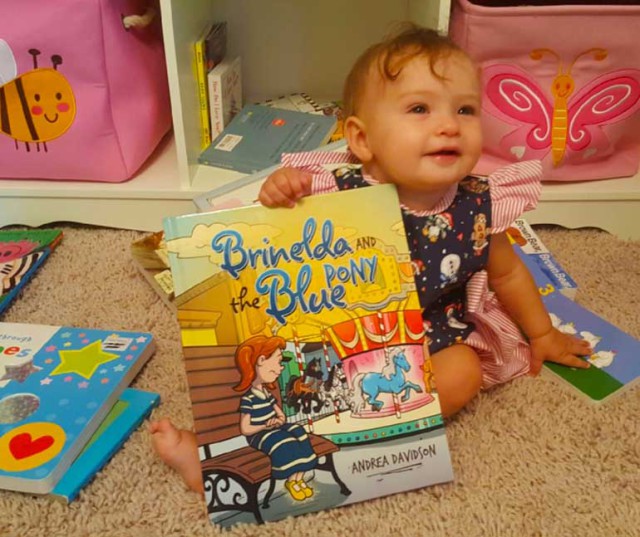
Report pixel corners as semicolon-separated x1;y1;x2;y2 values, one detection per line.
1;0;639;239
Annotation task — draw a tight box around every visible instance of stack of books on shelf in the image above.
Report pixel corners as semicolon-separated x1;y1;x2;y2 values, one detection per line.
194;21;243;149
0;229;63;316
0;321;158;501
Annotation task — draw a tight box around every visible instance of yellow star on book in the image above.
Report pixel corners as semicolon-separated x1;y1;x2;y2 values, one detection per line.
50;341;119;380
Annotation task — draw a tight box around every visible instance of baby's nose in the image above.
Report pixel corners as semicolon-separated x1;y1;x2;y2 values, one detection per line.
437;113;460;135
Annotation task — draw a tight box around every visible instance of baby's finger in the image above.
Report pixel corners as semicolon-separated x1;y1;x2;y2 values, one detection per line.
552;352;591;370
260;183;296;208
572;337;593;355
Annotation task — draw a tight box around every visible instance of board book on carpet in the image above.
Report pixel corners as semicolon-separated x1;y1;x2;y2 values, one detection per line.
51;388;160;502
514;245;640;403
163;185;453;527
0;322;156;494
0;229;63;316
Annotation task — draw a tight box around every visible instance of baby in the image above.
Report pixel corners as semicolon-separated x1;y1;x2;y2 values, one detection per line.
151;22;591;493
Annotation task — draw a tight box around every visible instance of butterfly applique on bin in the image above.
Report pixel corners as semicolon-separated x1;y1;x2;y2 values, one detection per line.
480;48;640;180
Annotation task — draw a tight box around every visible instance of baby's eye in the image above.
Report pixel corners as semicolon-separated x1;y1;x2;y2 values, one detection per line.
458;105;477;116
409;104;428;114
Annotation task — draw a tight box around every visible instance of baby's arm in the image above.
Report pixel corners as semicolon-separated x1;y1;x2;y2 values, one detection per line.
258;168;313;208
487;232;592;375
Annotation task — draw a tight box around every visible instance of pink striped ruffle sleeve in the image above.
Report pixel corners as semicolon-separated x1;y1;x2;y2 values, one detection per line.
280;150;360;195
488;160;543;234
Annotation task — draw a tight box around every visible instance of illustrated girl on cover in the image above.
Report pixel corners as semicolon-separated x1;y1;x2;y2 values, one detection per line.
234;335;317;502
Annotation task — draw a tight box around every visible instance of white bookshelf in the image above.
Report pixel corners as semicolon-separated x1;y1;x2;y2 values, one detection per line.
1;0;639;239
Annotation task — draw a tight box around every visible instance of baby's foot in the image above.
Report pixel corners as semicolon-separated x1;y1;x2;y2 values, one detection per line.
149;418;203;495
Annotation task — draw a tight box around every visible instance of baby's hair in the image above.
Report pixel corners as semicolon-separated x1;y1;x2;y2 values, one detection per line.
343;22;468;118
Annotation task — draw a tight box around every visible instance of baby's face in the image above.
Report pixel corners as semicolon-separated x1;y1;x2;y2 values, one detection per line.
357;53;482;210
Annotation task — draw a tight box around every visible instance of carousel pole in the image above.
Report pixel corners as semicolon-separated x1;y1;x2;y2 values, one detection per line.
322;327;341;423
377;311;402;419
292;327;314;432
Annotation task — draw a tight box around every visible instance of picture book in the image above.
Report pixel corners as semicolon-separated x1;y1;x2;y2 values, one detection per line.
203;21;227;71
194;26;213;149
208;56;242;138
0;228;63;316
515;244;640;403
506;219;578;300
198;103;337;174
0;323;156;494
51;388;160;503
543;291;640;403
130;231;175;310
164;185;454;528
260;93;345;143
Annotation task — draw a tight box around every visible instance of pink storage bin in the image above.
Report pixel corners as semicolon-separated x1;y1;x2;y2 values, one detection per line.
0;0;171;182
450;0;640;181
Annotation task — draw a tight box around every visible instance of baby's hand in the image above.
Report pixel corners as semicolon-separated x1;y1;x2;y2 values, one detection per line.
258;167;312;208
529;327;592;376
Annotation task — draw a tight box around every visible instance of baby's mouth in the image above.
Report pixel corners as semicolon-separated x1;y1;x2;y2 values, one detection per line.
428;148;460;157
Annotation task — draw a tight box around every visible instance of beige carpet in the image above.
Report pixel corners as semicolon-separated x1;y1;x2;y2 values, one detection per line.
0;223;639;537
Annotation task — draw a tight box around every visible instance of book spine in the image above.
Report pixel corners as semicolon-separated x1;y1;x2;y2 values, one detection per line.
194;39;211;150
208;71;224;139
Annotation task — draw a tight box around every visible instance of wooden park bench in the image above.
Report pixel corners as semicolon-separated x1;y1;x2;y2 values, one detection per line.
184;345;352;524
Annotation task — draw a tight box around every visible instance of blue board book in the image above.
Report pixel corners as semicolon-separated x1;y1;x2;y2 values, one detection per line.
515;244;640;402
0;322;156;494
51;388;160;502
198;103;337;174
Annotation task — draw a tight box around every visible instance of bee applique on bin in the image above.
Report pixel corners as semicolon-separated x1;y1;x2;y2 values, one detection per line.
0;42;76;152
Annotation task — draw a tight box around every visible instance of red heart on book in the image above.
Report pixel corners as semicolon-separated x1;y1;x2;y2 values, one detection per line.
8;432;54;460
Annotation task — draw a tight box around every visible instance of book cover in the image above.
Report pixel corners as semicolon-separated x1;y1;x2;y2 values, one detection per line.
51;388;160;503
261;93;345;143
515;243;640;403
0;323;156;494
0;229;63;316
506;219;578;300
543;291;640;403
208;56;242;138
164;185;454;528
198;103;337;174
130;231;175;311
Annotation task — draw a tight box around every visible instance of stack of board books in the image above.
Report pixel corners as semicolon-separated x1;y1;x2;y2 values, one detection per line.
0;229;63;316
194;21;233;149
0;322;158;500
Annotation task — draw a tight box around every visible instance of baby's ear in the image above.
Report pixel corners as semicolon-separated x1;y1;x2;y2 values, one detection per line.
344;115;373;163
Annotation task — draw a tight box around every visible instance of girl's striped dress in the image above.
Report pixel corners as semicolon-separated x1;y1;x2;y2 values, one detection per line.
240;387;317;480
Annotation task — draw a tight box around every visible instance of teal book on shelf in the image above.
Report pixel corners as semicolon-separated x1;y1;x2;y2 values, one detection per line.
51;388;160;502
198;103;337;174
